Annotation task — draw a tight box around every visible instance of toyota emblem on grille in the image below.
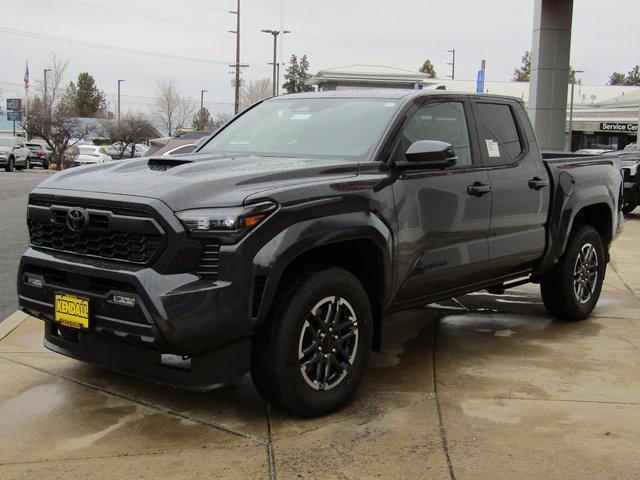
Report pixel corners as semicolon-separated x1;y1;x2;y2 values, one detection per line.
66;207;90;233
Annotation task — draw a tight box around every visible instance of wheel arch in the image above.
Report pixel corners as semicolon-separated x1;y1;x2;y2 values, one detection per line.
252;214;393;352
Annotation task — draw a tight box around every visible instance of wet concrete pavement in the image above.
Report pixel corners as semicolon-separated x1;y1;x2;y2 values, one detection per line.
1;215;639;479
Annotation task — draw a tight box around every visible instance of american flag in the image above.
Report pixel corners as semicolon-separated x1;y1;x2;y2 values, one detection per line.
24;59;29;94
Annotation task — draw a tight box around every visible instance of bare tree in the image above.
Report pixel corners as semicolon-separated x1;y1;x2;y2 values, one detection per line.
240;78;272;110
153;78;194;136
22;54;95;169
103;113;158;158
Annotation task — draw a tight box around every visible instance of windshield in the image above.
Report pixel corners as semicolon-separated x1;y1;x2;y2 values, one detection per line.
78;146;97;154
0;138;14;147
199;97;400;160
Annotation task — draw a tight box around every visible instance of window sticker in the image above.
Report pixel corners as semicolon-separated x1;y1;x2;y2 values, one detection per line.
485;139;501;157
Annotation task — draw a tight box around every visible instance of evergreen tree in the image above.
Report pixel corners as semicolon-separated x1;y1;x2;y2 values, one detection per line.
192;107;212;131
513;51;531;82
419;59;437;78
282;54;313;94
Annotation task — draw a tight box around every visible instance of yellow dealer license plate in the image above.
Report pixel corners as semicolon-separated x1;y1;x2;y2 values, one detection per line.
54;294;89;330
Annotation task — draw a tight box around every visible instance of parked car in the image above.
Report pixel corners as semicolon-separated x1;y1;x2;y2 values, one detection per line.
105;143;149;159
72;145;112;167
0;137;30;171
18;91;623;416
619;150;640;214
25;139;52;169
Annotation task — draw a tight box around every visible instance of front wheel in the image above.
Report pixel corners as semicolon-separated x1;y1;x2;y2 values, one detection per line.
4;157;14;172
251;267;373;417
540;225;605;321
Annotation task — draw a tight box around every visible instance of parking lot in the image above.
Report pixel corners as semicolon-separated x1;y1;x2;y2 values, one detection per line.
0;195;638;478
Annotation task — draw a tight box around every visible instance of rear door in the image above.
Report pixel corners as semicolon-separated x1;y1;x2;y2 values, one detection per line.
390;96;492;302
471;99;550;278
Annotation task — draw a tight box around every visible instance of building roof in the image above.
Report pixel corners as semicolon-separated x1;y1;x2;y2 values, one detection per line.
426;78;639;107
310;65;427;85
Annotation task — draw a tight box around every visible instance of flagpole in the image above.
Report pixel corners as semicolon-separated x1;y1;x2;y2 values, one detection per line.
24;58;29;139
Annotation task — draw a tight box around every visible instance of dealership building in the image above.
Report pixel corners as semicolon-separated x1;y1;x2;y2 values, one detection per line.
310;65;639;151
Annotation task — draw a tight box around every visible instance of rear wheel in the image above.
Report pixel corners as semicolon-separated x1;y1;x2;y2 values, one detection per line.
540;225;605;320
27;158;33;169
251;267;372;417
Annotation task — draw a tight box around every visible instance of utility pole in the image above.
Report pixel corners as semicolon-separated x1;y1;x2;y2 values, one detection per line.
261;30;290;96
229;0;248;115
117;79;125;125
447;49;456;80
200;89;208;110
43;68;52;111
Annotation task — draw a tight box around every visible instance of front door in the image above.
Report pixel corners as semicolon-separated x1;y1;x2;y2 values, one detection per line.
390;98;492;302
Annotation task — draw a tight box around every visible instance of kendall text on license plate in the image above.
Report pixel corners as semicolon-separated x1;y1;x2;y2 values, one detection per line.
54;294;89;330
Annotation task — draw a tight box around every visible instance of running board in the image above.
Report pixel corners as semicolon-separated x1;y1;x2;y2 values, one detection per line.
485;277;533;295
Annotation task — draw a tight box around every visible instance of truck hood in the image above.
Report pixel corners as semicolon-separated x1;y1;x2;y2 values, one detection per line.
34;154;359;211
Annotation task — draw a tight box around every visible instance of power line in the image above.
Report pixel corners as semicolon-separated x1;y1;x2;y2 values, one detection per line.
0;26;230;65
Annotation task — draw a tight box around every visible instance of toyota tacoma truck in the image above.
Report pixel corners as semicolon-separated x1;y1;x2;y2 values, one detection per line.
17;91;623;416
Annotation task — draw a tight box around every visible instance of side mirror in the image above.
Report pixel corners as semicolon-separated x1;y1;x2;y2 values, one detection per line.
404;140;457;169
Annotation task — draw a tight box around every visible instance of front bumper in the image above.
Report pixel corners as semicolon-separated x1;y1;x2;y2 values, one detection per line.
18;248;253;388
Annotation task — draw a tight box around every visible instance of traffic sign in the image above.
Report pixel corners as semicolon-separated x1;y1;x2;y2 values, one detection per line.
7;110;22;121
6;98;22;111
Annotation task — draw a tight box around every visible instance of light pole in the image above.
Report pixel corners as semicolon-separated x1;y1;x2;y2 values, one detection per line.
117;79;125;125
567;70;585;151
261;29;290;96
200;89;208;111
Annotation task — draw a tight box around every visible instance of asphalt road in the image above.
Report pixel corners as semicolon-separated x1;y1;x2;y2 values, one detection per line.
0;169;52;321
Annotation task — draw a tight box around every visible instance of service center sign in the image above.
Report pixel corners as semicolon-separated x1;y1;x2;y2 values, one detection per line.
600;122;638;133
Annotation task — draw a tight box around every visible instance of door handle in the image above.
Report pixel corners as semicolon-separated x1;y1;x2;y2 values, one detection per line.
528;177;549;190
467;182;491;197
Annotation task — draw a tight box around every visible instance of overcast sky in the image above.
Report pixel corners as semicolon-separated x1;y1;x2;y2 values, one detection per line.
1;0;638;115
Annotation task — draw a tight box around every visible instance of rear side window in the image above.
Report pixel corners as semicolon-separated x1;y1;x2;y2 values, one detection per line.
476;103;524;166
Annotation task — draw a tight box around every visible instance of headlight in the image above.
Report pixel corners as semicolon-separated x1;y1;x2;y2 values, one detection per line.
175;201;277;244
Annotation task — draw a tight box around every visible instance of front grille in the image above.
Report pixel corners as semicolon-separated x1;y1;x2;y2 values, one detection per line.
196;243;220;278
28;203;164;265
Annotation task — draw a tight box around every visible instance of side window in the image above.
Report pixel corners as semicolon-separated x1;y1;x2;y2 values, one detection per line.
476;103;524;166
396;101;473;167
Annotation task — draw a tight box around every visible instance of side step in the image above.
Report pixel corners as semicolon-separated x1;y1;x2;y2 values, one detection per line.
485;276;536;295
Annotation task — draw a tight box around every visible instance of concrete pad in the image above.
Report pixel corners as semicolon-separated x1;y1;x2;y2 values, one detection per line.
0;358;269;479
0;310;28;341
270;309;451;480
0;316;50;353
0;445;269;480
3;353;269;442
441;397;640;480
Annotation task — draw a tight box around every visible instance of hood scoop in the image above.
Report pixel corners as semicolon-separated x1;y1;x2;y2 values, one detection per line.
147;157;193;171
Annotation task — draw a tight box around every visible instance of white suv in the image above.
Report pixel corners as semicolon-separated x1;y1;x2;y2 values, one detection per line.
0;137;30;172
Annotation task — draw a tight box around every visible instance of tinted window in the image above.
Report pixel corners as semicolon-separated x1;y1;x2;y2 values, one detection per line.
476;103;524;165
200;98;400;160
396;101;473;166
0;138;14;147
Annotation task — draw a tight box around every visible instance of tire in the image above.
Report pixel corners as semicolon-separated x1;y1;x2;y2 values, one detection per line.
540;225;605;321
251;267;373;417
4;157;14;172
622;202;637;215
27;158;33;169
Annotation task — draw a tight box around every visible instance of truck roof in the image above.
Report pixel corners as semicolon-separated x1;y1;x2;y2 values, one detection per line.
273;89;523;103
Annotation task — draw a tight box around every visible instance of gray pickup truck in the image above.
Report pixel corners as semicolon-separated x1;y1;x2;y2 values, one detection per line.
18;91;623;416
